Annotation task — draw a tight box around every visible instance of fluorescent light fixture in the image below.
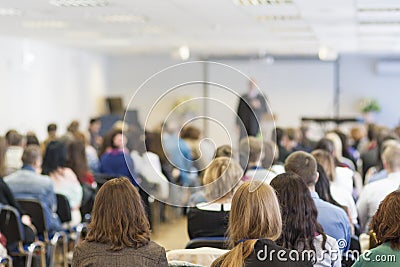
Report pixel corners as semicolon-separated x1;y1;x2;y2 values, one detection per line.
100;14;147;23
179;45;190;60
318;45;338;61
49;0;108;7
0;8;21;16
22;20;68;29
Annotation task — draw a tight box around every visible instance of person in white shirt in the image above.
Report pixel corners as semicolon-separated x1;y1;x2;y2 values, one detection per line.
357;143;400;233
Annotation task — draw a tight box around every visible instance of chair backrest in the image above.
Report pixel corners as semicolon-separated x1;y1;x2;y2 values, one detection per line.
56;194;71;224
17;199;47;236
185;237;229;249
0;205;24;244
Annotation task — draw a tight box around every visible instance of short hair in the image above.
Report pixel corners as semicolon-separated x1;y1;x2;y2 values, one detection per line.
47;123;57;133
86;177;150;251
89;117;100;125
261;141;276;169
215;145;233;159
22;145;41;166
180;125;201;140
285;151;317;186
370;190;400;250
203;157;243;201
239;136;262;164
315;138;334;155
382;144;400;171
6;131;23;146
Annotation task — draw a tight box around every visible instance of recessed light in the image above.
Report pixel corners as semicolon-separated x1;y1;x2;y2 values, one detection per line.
49;0;108;7
22;20;68;29
0;8;21;16
100;14;147;23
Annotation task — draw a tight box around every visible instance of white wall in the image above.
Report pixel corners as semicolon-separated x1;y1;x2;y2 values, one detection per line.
339;55;400;127
0;37;107;140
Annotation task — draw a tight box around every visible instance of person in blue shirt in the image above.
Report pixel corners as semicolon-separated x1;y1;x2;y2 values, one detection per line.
285;151;352;253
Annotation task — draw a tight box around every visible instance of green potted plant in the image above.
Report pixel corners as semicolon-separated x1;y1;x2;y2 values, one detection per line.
359;98;380;123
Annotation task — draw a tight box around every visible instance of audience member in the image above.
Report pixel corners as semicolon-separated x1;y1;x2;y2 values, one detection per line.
215;145;233;159
87;117;103;151
187;157;243;239
273;127;290;163
67;139;94;186
271;173;341;267
0;137;6;177
41;123;57;155
357;144;400;233
72;177;168;267
26;131;40;146
99;130;138;186
285;151;351;252
353;190;400;266
4;131;24;175
4;145;61;233
42;140;83;225
211;182;312;267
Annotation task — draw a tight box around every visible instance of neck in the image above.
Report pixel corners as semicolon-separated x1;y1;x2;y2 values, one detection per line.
308;185;316;192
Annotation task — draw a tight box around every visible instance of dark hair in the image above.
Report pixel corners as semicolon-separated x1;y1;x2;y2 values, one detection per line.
274;127;286;145
42;140;67;175
47;123;57;133
89;117;100;125
26;133;40;146
370;190;400;250
22;145;41;166
180;125;201;140
86;177;150;251
5;130;17;145
66;139;89;183
315;138;334;155
284;151;317;186
315;164;343;209
215;145;233;159
271;172;327;253
110;130;123;149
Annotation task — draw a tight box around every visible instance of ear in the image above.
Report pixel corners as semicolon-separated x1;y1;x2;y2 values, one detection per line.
315;171;320;184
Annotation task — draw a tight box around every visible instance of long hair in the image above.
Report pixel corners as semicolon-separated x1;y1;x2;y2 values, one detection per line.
212;182;282;267
315;164;343;209
370;190;400;250
85;177;150;251
42;140;67;175
312;149;335;182
271;173;327;253
66;139;89;183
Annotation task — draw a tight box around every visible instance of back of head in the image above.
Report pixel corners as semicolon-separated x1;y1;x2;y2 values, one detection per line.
7;131;23;146
325;132;342;158
214;182;282;267
0;137;7;176
284;151;317;186
382;144;400;173
261;141;276;169
180;125;201;140
86;177;150;251
47;123;57;134
239;136;262;166
370;190;400;250
311;149;335;182
22;145;41;166
270;172;323;252
203;157;243;201
42;140;67;175
215;145;233;159
315;138;334;155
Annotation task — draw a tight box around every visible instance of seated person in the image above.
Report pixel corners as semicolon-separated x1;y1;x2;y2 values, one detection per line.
72;177;168;267
4;145;61;233
187;157;243;239
271;173;341;267
211;182;312;267
353;190;400;266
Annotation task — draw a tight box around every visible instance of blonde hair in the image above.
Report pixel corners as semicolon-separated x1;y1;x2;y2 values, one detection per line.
203;157;243;201
312;149;336;182
212;182;282;267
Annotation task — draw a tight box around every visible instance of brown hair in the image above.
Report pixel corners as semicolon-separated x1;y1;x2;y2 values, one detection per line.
239;136;262;164
66;139;89;183
22;145;41;166
370;190;400;250
203;157;243;201
312;149;335;182
180;125;201;140
86;177;150;251
0;137;6;177
212;182;282;267
285;151;317;186
215;145;233;159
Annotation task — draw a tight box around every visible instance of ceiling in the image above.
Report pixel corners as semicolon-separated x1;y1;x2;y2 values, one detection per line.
1;0;400;57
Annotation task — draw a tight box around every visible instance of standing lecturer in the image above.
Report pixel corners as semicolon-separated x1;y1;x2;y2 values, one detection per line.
236;79;269;139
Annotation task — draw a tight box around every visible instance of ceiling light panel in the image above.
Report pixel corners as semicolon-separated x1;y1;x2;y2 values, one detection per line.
22;20;68;29
100;14;147;23
49;0;108;7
